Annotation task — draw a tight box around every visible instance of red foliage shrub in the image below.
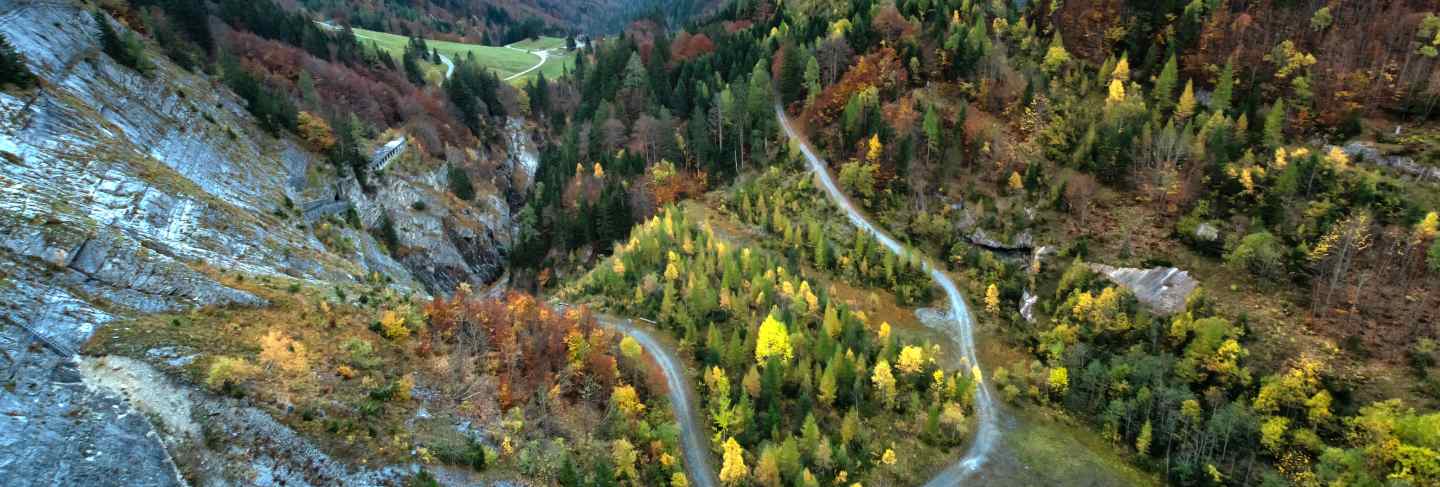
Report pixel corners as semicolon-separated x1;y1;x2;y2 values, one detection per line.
671;31;716;62
804;46;908;126
422;292;624;410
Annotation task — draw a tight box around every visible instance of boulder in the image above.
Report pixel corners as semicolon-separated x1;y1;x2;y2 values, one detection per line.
1088;264;1199;316
1195;222;1220;242
1337;142;1440;182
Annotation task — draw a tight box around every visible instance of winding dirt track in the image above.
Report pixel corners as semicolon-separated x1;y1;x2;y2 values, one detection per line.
583;310;718;487
776;106;1001;486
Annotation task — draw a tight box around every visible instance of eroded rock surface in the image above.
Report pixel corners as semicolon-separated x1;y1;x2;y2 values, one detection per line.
1088;264;1199;316
0;3;510;485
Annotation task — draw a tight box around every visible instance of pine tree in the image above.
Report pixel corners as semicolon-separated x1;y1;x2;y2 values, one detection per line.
0;33;35;89
403;48;426;86
1212;59;1235;115
745;60;773;146
449;166;476;200
1153;54;1178;113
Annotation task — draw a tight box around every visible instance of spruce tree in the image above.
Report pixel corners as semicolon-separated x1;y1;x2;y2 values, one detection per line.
804;55;821;102
0;33;36;89
1212;58;1235;115
1263;99;1286;148
1153;53;1178;113
402;47;426;86
778;44;806;106
93;11;148;73
923;104;941;158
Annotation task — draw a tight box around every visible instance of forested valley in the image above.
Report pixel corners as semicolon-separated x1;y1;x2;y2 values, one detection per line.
2;0;1439;486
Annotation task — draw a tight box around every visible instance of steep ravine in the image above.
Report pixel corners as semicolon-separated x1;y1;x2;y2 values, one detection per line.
0;3;518;484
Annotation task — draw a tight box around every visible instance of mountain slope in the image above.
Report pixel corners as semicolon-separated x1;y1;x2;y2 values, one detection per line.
0;3;518;483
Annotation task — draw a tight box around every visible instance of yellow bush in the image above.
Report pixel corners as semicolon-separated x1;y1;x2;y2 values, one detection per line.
205;356;258;390
258;330;309;374
396;374;415;402
380;310;410;339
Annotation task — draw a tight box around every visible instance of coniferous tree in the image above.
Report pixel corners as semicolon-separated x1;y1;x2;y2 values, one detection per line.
0;33;36;89
1153;54;1178;113
529;72;550;117
94;11;150;74
1211;58;1235;115
1176;79;1197;121
923;104;941;161
448;166;475;201
778;44;806;106
1263;99;1286;148
402;39;426;86
803;55;821;102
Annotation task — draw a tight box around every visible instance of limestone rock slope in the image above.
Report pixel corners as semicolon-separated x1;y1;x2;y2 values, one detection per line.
0;3;513;485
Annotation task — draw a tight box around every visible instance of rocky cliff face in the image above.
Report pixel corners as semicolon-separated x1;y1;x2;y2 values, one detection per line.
0;3;514;485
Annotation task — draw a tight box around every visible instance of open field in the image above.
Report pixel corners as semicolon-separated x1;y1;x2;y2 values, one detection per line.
348;27;573;83
508;36;567;51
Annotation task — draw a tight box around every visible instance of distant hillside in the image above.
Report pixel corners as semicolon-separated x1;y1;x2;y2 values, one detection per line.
299;0;725;43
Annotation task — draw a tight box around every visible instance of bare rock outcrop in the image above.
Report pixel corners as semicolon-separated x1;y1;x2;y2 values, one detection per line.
1088;264;1199;316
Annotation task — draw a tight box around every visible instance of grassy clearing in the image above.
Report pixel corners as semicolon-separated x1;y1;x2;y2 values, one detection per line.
1000;408;1163;487
349;28;572;83
508;37;566;51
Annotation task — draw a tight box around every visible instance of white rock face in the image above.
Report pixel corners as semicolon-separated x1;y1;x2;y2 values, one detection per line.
1088;264;1199;316
0;4;509;484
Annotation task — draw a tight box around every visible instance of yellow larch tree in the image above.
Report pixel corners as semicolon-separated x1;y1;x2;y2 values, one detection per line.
1112;54;1130;81
1417;211;1438;239
984;283;1001;315
866;134;883;162
613;438;639;481
872;359;897;408
1106;79;1126;105
1326;146;1350;170
896;346;926;375
1048;367;1070;396
719;437;749;485
1176;79;1196;120
612;384;646;419
755;314;794;365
